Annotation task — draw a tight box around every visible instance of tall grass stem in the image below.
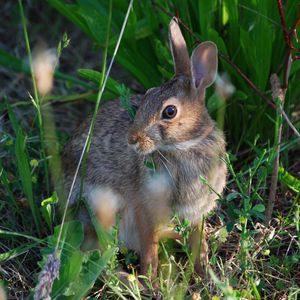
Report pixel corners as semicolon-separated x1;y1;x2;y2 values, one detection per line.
18;0;50;193
265;74;285;224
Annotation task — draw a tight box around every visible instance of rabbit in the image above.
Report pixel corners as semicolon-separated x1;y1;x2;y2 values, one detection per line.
62;17;227;278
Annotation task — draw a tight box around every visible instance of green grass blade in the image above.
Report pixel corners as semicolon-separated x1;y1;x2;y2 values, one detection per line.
77;69;120;95
47;0;90;36
6;100;20;135
15;127;41;234
0;160;18;212
0;229;42;243
0;241;39;263
278;166;300;193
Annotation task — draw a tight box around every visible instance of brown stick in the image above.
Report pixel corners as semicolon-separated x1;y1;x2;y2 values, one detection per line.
265;74;285;225
277;0;300;88
277;0;291;48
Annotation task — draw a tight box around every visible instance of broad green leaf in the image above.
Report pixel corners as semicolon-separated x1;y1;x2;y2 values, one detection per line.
207;28;228;56
39;221;84;268
154;39;173;78
47;0;90;36
198;0;217;38
223;0;239;54
252;204;265;213
240;28;257;83
66;248;115;299
253;1;274;89
290;60;300;76
222;0;238;28
226;192;241;202
53;250;83;297
278;166;300;193
76;6;111;45
55;221;84;253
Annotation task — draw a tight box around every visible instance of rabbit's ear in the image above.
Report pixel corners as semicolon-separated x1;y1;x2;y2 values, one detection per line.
169;17;190;76
191;42;218;89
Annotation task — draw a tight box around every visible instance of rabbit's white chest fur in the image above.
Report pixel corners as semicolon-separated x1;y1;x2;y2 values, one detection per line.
173;158;226;224
155;146;226;225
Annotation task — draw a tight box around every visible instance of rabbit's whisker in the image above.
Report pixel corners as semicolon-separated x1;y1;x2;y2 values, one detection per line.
158;155;175;185
157;149;173;166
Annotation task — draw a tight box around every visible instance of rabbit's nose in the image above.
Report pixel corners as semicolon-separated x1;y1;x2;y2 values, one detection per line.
128;133;140;145
128;132;155;154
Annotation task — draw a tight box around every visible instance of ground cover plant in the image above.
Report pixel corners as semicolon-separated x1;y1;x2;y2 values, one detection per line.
0;0;300;299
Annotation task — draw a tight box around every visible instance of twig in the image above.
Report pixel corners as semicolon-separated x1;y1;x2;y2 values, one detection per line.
292;55;300;61
152;1;300;139
277;0;300;87
277;0;291;47
265;74;285;225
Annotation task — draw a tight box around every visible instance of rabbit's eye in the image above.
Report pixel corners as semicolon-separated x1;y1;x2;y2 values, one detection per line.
162;105;177;119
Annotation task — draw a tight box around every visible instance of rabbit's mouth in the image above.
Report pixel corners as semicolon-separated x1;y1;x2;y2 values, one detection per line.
128;140;156;155
128;131;157;155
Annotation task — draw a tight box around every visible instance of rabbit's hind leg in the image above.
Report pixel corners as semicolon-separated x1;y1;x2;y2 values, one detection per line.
119;201;166;280
134;205;159;279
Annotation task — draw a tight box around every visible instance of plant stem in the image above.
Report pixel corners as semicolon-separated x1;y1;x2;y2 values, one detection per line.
265;74;285;225
18;0;50;193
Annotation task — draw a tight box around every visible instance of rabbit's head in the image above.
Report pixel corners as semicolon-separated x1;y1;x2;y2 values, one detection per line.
128;18;218;155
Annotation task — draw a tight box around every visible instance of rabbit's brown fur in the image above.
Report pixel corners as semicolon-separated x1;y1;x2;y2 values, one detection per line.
62;18;227;278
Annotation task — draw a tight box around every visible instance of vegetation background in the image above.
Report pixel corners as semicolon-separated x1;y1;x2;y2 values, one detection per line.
0;0;299;299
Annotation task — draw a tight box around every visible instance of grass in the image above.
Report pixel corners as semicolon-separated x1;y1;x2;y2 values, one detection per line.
0;1;300;299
